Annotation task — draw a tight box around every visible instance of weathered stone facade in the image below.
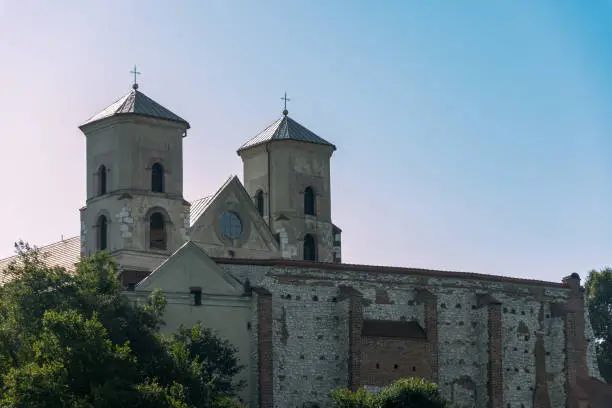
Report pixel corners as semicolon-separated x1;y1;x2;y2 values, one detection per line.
215;260;604;408
3;84;609;408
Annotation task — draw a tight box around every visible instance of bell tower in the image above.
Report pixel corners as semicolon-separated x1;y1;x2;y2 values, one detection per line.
79;74;191;275
237;102;341;263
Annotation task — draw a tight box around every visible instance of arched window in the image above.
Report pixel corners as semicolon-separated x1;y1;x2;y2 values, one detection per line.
303;234;316;261
98;165;107;195
255;190;264;217
304;186;316;216
150;212;166;250
97;215;108;250
151;162;164;193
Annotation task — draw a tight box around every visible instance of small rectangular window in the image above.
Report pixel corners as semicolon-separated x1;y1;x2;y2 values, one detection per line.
127;283;136;291
191;289;202;306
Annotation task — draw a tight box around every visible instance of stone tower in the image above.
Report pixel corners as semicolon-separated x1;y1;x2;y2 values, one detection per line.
79;84;191;277
237;109;341;263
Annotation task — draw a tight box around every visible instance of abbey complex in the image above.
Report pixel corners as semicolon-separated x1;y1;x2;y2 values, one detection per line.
1;82;610;408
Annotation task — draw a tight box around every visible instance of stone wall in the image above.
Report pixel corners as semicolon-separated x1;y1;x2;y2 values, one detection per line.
268;277;349;408
219;260;602;408
437;289;489;408
253;287;274;408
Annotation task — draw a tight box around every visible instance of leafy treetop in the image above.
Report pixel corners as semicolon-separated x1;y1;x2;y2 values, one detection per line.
0;241;246;408
585;267;612;383
331;377;449;408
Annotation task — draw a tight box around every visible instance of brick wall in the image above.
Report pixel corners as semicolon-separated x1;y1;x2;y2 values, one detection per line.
218;261;603;408
253;287;274;408
249;291;260;407
361;337;431;386
562;274;589;408
340;286;363;391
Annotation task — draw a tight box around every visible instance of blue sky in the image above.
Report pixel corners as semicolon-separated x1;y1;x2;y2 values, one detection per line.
0;1;610;282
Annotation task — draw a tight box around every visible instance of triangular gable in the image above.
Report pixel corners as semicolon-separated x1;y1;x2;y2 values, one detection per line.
189;176;234;232
136;241;243;296
189;175;279;254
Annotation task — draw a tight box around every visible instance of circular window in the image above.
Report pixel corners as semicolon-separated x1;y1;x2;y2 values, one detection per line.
220;211;243;239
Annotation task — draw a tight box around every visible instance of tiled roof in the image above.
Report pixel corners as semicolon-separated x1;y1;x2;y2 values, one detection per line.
0;236;81;285
189;195;214;227
237;115;335;152
81;88;190;129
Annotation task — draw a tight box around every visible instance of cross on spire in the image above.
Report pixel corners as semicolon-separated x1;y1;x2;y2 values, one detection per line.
281;92;290;116
130;65;141;90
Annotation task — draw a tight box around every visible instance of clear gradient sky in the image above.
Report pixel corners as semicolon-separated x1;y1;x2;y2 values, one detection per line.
0;1;610;282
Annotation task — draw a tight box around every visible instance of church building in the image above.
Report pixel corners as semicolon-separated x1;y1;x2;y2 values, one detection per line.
1;80;610;408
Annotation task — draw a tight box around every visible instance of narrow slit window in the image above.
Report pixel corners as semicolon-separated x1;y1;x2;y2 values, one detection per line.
151;162;164;193
98;215;108;250
304;186;316;216
98;165;107;195
255;190;264;216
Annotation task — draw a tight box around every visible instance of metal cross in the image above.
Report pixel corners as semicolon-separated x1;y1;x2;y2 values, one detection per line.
281;92;290;111
130;65;141;88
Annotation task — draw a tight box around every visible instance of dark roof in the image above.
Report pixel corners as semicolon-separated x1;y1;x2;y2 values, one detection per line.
237;115;335;152
81;88;190;129
362;319;427;340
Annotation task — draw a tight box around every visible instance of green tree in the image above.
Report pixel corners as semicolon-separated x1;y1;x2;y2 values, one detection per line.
376;378;448;408
331;387;377;408
585;268;612;383
331;378;449;408
0;241;245;407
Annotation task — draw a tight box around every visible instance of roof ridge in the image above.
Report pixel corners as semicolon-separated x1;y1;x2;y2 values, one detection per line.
82;92;132;124
237;117;284;151
191;194;212;202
